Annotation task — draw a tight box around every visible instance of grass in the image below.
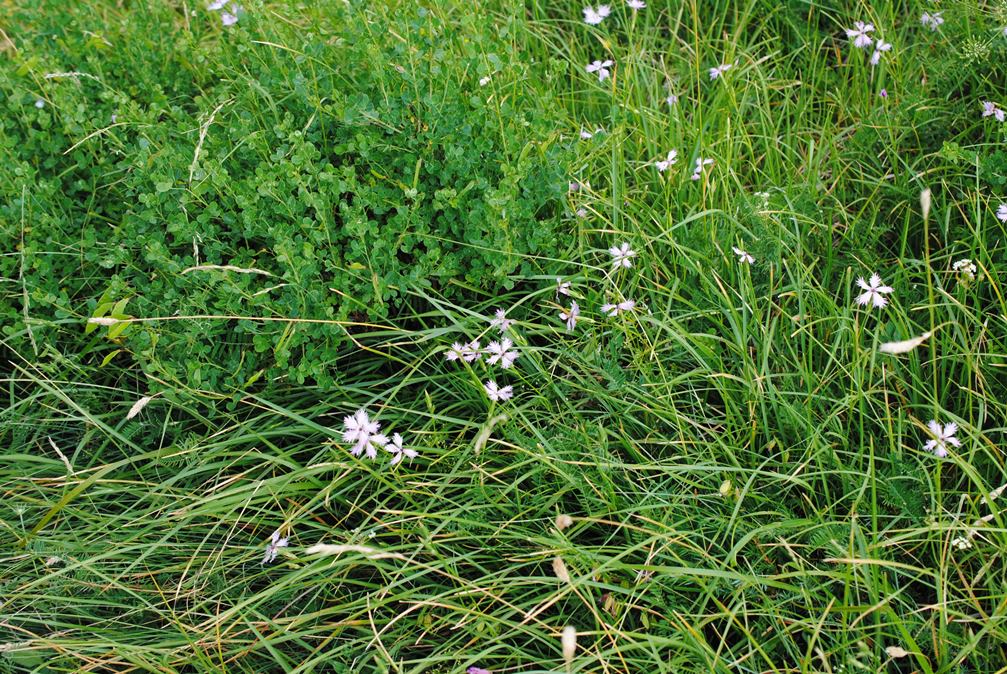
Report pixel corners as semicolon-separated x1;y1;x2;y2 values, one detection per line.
3;0;1007;672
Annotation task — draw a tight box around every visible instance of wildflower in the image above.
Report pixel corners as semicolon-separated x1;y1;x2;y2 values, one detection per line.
846;21;875;49
556;277;572;296
445;342;466;362
923;420;960;457
262;530;289;564
879;88;888;98
34;99;45;109
385;433;417;466
490;308;516;333
485;338;519;368
855;273;893;308
583;5;611;25
1003;26;1007;37
221;10;239;26
732;246;754;264
653;149;678;172
708;62;733;80
691;157;714;180
579;127;603;139
586;59;614;82
982;101;1006;122
484;380;513;402
560;301;580;331
467;668;492;674
569;182;580;193
627;0;645;9
870;38;891;66
479;76;491;86
666;93;678;106
342;409;388;459
208;0;228;8
576;208;589;218
461;340;483;362
997;203;1007;222
951;536;973;551
952;258;977;281
609;242;637;268
601;300;636;316
920;12;943;31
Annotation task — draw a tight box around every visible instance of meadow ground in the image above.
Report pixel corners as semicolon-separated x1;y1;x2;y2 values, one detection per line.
3;0;1007;672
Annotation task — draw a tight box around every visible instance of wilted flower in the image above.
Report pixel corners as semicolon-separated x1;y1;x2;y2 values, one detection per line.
855;273;893;308
920;12;943;30
490;308;516;333
609;242;636;268
583;4;611;25
627;0;646;9
262;530;289;564
924;420;960;457
846;21;875;49
708;62;733;80
870;38;891;66
385;433;417;466
560;301;580;331
342;409;388;459
601;300;636;316
484;380;513;402
586;59;614;82
997;203;1007;222
556;277;572;296
486;338;519;368
655;149;678;172
982;101;1006;122
952;258;977;281
732;246;754;264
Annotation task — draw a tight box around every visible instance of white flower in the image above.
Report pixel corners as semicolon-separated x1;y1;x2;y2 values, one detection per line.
461;340;483;362
952;258;977;280
609;242;636;268
221;10;238;26
262;530;289;564
601;300;636;316
583;4;611;25
479;76;492;86
920;12;943;31
732;246;754;264
665;93;678;106
34;99;45;109
490;308;516;333
870;38;891;66
342;409;388;459
576;207;589;218
691;157;714;180
924;420;960;457
627;0;645;9
385;433;417;466
208;0;228;9
586;59;614;82
484;380;513;402
982;101;1006;122
951;535;973;551
654;149;678;172
846;21;875;49
486;338;519;368
855;273;894;308
708;62;733;80
556;277;572;296
445;342;465;361
560;301;580;331
997;203;1007;222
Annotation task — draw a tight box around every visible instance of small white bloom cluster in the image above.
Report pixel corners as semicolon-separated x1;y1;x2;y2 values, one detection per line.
952;258;977;281
208;0;241;26
951;535;973;551
342;409;417;465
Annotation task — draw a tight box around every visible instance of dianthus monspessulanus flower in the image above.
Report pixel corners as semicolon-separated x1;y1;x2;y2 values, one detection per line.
445;342;465;361
221;10;239;25
609;242;636;268
490;308;516;333
556;277;572;296
601;299;636;316
920;12;943;31
655;150;678;172
342;409;388;459
583;4;611;25
732;246;754;264
666;93;678;106
208;0;228;8
486;338;519;368
262;529;289;564
846;21;875;49
385;433;417;466
870;38;891;66
924;420;960;457
982;101;1006;122
627;0;645;10
997;203;1007;222
461;340;483;362
691;157;714;180
855;273;894;308
586;60;614;82
560;301;580;331
484;380;513;402
708;62;733;80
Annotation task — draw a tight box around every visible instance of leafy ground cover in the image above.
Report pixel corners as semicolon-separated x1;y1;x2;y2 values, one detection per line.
3;0;1007;671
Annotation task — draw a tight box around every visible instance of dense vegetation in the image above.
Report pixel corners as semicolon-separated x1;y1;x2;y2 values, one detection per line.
3;0;1007;672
